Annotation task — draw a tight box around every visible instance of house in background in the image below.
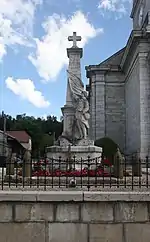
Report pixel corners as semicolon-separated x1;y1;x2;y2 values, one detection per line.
0;130;7;157
6;131;32;151
0;130;25;166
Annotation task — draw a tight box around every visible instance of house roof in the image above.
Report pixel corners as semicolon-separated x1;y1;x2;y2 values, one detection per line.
0;130;16;140
0;130;25;150
6;131;30;143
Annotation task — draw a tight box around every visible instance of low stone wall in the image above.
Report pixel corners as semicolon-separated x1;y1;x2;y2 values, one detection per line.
0;191;150;241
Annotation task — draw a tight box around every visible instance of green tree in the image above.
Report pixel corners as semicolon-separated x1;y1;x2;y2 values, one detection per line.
39;134;53;156
0;113;63;156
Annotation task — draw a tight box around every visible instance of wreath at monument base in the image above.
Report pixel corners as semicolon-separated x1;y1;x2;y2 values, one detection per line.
32;167;111;177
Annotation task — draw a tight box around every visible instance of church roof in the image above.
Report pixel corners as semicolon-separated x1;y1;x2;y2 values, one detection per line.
85;47;126;77
97;47;125;67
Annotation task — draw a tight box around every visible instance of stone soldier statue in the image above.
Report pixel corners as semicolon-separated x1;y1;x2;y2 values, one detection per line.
74;90;90;140
67;70;90;141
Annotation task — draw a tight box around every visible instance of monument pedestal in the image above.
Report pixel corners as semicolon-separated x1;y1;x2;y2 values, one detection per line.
46;144;102;170
46;145;102;160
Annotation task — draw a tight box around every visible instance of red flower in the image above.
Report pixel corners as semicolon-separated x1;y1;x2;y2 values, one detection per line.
75;170;82;177
103;158;112;166
55;170;62;176
31;166;111;178
97;169;103;176
88;170;96;177
81;169;88;176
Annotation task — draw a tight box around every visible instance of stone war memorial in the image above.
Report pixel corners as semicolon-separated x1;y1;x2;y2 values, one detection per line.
1;2;150;241
46;32;102;163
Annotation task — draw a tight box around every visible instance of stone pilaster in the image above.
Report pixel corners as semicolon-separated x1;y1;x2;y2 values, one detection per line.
90;75;96;140
95;74;106;140
139;52;150;157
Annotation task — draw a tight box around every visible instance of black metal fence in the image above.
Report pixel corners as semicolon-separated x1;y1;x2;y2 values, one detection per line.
0;155;150;191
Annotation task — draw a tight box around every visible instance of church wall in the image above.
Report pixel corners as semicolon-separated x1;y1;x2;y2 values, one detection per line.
105;72;125;152
89;71;125;152
89;74;106;141
125;56;140;155
125;40;150;157
139;49;150;157
143;0;150;23
133;0;150;29
133;3;141;29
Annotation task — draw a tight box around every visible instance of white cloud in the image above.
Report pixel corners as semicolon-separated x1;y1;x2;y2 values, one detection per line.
5;77;50;108
0;0;42;60
0;42;6;61
29;11;103;81
98;0;132;17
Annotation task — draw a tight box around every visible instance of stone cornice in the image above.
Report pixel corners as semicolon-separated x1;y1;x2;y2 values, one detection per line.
67;47;83;58
85;65;121;78
120;30;143;69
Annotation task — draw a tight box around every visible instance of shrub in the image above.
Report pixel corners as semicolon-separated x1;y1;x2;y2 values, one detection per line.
95;137;119;164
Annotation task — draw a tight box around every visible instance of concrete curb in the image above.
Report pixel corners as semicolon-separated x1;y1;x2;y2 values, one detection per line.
0;191;150;202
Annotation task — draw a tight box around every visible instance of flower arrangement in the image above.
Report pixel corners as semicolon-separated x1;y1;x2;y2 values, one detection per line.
32;166;111;177
17;159;112;177
102;157;112;167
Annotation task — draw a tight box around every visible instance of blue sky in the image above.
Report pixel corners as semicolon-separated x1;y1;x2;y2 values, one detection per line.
0;0;132;120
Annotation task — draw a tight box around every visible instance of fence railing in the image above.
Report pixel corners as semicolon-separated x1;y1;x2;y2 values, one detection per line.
0;156;150;191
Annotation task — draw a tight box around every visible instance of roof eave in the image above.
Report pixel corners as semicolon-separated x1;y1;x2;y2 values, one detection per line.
86;65;122;78
120;30;143;69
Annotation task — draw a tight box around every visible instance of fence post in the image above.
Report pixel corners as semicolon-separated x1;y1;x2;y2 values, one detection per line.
132;152;142;177
113;148;124;179
23;150;32;177
6;149;14;176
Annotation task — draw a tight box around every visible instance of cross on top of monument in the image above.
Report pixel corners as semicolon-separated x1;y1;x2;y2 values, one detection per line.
68;32;81;48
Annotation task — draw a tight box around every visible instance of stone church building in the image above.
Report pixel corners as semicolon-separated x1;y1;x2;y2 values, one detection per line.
86;0;150;157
